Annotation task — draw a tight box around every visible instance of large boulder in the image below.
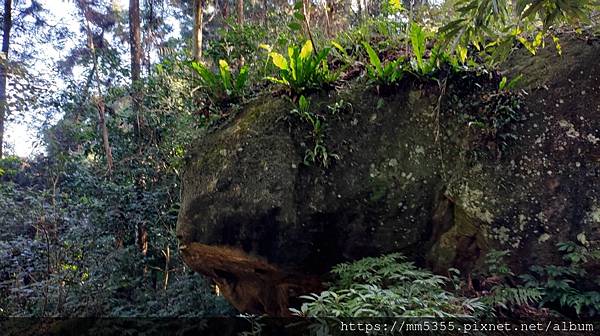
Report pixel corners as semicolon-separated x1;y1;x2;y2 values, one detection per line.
177;37;600;315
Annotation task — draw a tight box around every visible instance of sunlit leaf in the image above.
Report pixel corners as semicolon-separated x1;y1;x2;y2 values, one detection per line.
300;40;313;60
269;52;288;70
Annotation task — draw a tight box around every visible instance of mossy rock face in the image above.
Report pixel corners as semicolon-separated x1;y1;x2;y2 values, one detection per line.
177;37;600;315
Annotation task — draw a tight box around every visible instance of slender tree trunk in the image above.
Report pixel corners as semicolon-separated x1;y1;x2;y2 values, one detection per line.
95;97;113;175
162;245;170;290
322;0;330;36
237;0;244;26
129;0;143;141
129;0;147;255
0;0;13;159
79;0;113;175
144;0;153;75
192;0;204;62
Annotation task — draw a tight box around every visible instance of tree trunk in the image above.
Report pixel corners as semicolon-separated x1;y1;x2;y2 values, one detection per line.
192;0;204;62
95;97;113;175
237;0;244;26
145;1;152;75
79;0;113;175
129;0;146;252
0;0;13;159
322;0;330;36
129;0;143;141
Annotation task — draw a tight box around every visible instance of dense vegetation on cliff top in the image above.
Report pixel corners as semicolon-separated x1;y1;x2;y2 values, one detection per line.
0;0;599;320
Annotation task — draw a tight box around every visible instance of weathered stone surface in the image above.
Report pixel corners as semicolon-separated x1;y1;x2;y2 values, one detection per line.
177;37;600;315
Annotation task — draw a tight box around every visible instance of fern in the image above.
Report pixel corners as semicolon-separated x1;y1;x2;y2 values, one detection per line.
484;250;514;277
483;242;600;317
291;96;338;167
485;286;543;309
294;254;487;317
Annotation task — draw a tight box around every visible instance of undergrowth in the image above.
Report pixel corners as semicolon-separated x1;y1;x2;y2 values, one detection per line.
292;241;600;319
291;253;486;317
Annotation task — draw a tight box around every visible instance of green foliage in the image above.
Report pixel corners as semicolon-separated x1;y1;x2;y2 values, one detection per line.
267;40;335;95
480;250;544;311
4;0;598;320
449;77;524;156
288;1;307;33
291;95;337;168
205;22;268;67
409;23;427;73
361;22;463;90
291;243;600;319
484;250;515;277
481;243;600;317
485;286;545;310
381;0;405;16
292;253;486;317
0;157;234;317
0;156;22;178
327;99;352;116
190;59;249;106
523;242;600;317
408;23;442;76
515;0;597;29
0;51;233;317
362;42;404;86
441;0;598;64
498;74;523;91
144;56;208;169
